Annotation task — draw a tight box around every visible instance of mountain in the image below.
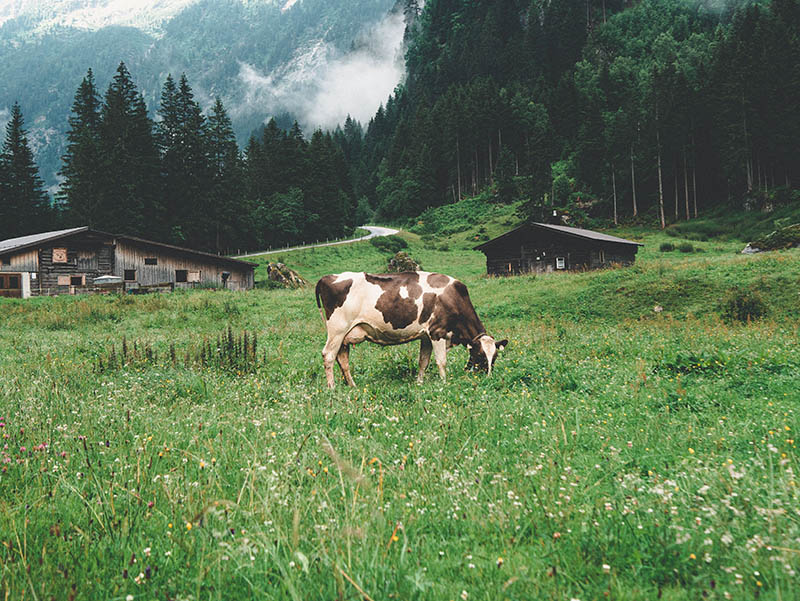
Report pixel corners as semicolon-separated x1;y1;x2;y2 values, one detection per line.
0;0;402;192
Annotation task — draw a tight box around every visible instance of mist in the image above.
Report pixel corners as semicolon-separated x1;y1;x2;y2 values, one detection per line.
236;9;406;132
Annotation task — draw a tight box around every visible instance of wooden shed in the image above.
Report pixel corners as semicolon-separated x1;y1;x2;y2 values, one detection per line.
474;222;643;276
0;227;256;298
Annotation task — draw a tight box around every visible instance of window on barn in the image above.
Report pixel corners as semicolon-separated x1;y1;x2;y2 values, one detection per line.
124;270;136;281
556;257;566;270
0;276;6;289
175;270;188;283
0;256;9;266
70;276;84;287
144;257;157;265
187;271;201;283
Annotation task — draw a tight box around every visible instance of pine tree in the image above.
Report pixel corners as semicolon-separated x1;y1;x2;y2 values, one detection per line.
97;62;161;236
158;73;211;247
1;103;50;238
207;97;246;252
59;69;102;227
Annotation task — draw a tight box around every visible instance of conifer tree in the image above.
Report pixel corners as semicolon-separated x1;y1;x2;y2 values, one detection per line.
158;73;210;247
59;69;102;227
97;62;161;236
207;97;246;252
0;103;50;238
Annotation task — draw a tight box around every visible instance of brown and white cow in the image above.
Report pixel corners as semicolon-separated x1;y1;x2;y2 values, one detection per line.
315;271;507;388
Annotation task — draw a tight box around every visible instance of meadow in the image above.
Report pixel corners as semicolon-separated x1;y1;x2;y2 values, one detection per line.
1;217;799;600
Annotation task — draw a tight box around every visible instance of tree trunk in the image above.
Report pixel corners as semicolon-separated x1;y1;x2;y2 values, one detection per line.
630;143;638;217
456;136;462;200
611;164;618;225
683;147;690;221
488;136;494;185
674;164;679;219
656;126;666;229
742;101;752;192
691;134;698;218
473;149;478;195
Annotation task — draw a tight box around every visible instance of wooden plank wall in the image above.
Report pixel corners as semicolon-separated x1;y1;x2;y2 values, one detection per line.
37;243;115;296
482;230;637;276
0;249;38;272
115;241;253;291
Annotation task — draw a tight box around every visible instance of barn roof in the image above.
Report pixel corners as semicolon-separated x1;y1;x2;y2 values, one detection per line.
474;222;644;251
0;227;89;254
0;227;256;268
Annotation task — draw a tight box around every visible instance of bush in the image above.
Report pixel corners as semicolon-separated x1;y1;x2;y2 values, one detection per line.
370;235;408;254
678;242;694;253
387;251;421;272
659;242;675;252
721;287;768;322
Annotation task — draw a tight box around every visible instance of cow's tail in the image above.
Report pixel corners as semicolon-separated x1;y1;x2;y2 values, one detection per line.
315;279;327;325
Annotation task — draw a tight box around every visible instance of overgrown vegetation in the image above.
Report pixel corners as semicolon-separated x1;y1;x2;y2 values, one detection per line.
369;234;408;253
721;286;769;323
97;327;263;374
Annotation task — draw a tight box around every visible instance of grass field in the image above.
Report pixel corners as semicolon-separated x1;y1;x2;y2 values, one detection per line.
1;217;799;600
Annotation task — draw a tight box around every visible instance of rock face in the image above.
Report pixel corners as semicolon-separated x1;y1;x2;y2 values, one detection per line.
743;223;800;253
387;251;421;272
266;262;307;288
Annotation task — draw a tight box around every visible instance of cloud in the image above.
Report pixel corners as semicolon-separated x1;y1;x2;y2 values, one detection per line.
236;9;405;131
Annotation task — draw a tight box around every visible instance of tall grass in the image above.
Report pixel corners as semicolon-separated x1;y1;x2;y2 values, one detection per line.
1;226;798;600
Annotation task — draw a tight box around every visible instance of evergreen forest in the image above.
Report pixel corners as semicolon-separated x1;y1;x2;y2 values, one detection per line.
1;0;799;251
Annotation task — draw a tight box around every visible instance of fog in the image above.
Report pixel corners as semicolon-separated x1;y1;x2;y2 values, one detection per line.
236;9;406;131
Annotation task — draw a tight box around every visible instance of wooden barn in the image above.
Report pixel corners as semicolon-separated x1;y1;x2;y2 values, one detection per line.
474;222;643;276
0;227;256;298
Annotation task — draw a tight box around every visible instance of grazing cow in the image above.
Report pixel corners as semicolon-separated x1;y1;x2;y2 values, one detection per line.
315;271;507;388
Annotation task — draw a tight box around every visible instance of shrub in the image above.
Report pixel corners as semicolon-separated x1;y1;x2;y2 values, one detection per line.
370;235;408;254
387;251;421;272
659;242;675;252
721;287;768;323
678;242;694;253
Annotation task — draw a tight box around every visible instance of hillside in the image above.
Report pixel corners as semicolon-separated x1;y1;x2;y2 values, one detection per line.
1;218;798;599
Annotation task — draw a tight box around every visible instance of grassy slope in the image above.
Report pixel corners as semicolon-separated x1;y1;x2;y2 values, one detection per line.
1;209;799;601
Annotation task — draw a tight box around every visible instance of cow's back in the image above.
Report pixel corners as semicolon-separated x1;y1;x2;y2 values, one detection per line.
316;271;459;335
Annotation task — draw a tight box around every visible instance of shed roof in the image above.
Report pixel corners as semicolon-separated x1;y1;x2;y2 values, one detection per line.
0;227;257;269
0;227;89;254
474;222;643;251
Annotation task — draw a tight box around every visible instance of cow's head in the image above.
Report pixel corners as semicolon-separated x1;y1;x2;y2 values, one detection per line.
466;334;508;376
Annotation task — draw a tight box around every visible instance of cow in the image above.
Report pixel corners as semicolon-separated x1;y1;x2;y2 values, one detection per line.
315;271;507;388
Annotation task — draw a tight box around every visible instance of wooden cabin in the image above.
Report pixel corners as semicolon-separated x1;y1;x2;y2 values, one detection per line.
474;223;643;276
0;227;256;298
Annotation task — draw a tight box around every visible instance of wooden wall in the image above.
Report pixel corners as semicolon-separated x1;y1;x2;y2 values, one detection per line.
37;242;115;296
0;249;38;272
115;241;253;291
2;232;254;296
482;229;637;276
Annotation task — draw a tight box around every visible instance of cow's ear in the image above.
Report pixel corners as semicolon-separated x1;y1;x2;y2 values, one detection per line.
496;339;508;351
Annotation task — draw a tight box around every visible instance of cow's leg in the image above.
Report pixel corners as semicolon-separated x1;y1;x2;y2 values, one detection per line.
417;337;432;384
431;338;448;382
336;344;356;387
322;334;346;389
